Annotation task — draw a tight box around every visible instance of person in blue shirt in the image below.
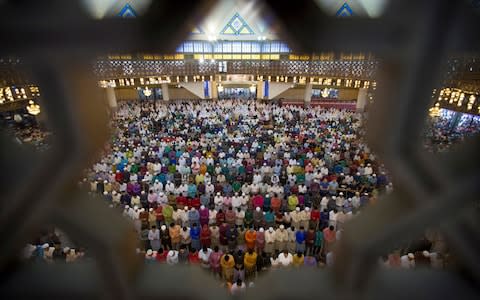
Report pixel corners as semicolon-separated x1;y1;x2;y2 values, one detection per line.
295;226;306;253
264;209;275;228
223;183;233;196
187;183;197;198
190;223;201;251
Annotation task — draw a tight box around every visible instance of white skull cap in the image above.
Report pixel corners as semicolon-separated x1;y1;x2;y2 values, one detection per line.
259;227;264;232
305;207;310;211
268;227;274;232
161;225;167;230
279;224;285;229
256;207;261;212
296;207;300;212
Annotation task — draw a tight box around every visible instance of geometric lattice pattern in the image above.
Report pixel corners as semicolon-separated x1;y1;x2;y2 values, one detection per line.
1;1;480;300
220;13;254;35
93;58;379;79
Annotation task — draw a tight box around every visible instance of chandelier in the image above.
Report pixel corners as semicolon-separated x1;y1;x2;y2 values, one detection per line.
26;100;41;115
143;87;152;97
428;102;441;117
217;84;224;93
249;84;256;93
321;88;330;98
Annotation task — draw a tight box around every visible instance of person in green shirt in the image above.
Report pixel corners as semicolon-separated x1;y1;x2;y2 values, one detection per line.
207;164;215;175
244;208;253;229
232;180;242;193
130;163;139;174
163;204;174;225
296;173;305;185
314;229;323;256
168;164;176;174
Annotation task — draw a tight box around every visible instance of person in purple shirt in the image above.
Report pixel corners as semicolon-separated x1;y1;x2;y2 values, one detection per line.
199;205;209;227
304;255;317;267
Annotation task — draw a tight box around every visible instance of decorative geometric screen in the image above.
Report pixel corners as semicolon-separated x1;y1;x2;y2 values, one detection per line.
117;3;137;18
335;2;354;17
220;13;254;35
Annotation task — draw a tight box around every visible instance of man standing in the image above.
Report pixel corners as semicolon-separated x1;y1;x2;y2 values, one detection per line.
209;246;223;278
243;249;258;279
199;245;212;270
275;225;288;252
220;253;235;282
277;249;293;267
295;226;306;254
169;222;181;250
264;227;276;255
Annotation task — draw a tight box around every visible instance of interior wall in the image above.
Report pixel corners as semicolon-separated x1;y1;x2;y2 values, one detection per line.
338;88;359;101
169;87;201;100
115;88;138;101
275;87;305;100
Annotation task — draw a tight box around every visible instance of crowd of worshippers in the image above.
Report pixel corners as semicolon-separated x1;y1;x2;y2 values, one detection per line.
423;113;480;153
21;100;457;293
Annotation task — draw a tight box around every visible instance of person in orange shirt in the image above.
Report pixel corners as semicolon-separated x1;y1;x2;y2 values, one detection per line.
243;249;258;279
169;222;181;250
199;163;207;175
271;195;281;213
245;228;257;251
220;253;235;282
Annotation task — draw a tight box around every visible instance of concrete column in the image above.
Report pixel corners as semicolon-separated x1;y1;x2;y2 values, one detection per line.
256;81;264;99
356;88;368;112
304;83;313;105
106;87;117;109
212;81;218;100
161;83;169;101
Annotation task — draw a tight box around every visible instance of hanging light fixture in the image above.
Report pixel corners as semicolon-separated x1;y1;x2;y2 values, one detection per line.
143;87;152;97
26;100;41;115
321;88;330;98
217;83;224;93
428;102;441;117
249;84;256;93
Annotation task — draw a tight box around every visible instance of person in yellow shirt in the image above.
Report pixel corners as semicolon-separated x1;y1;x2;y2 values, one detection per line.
220;253;235;282
243;249;258;279
288;194;299;211
292;251;304;267
195;173;205;185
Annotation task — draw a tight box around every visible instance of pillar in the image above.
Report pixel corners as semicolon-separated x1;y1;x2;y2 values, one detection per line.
304;83;312;106
212;81;218;100
256;81;264;100
106;87;117;109
161;83;169;101
356;88;368;112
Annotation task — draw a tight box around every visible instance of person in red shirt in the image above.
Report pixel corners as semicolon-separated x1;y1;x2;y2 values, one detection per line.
309;206;320;230
115;170;123;183
216;209;226;226
200;224;211;248
252;194;264;209
190;197;201;210
176;194;187;210
155;247;168;263
219;222;229;252
188;248;200;265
